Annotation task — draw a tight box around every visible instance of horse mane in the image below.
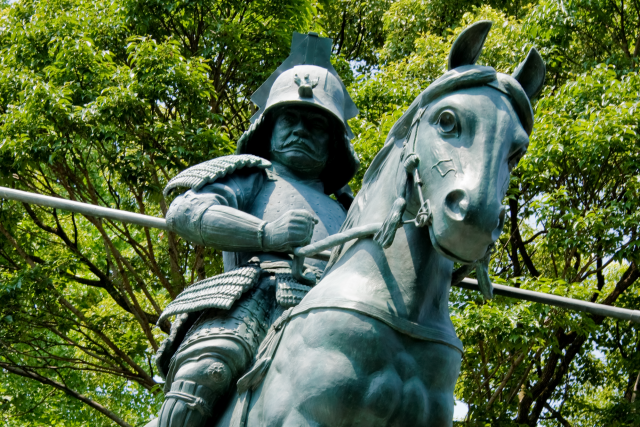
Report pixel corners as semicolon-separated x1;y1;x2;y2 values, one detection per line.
322;65;535;275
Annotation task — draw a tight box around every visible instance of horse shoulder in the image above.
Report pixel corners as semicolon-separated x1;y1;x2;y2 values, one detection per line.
254;307;460;427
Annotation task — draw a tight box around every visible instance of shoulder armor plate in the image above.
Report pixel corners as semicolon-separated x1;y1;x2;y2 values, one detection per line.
163;154;271;197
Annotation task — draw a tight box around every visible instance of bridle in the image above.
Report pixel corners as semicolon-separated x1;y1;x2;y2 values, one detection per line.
291;104;495;298
400;105;432;229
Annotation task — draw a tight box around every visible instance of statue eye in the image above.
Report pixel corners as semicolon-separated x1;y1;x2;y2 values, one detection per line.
307;114;328;129
282;111;299;124
437;110;458;134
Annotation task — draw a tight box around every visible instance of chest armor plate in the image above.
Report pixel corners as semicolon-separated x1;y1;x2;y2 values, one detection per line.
247;172;346;245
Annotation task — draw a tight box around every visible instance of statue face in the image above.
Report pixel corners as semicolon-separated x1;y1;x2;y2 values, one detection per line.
270;106;331;177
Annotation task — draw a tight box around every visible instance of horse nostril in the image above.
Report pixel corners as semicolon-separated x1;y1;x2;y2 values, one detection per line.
444;189;469;222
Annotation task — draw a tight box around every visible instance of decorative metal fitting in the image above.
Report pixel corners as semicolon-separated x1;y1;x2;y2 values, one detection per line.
403;152;420;174
414;199;432;228
294;73;319;98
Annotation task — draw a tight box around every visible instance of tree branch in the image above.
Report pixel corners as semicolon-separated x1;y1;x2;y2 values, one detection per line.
509;198;540;277
0;362;133;427
543;402;572;427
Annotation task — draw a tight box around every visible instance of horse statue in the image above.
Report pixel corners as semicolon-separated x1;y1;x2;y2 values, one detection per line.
208;21;545;427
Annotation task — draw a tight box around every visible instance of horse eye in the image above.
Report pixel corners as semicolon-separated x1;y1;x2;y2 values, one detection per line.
438;110;457;134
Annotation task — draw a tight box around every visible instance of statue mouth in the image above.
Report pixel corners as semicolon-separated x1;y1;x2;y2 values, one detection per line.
282;137;314;150
273;140;325;161
427;224;477;264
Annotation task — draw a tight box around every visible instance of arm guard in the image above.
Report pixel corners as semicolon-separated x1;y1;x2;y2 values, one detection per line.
165;169;266;250
200;206;266;251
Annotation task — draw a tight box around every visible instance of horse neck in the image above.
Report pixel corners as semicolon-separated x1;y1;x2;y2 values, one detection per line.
328;153;455;325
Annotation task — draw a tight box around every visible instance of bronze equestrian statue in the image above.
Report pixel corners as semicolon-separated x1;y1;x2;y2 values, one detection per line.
151;21;545;427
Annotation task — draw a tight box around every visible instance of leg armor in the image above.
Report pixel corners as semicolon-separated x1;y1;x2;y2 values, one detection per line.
157;278;279;427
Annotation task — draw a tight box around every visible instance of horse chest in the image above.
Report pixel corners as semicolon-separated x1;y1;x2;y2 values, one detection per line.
346;323;460;426
259;309;461;427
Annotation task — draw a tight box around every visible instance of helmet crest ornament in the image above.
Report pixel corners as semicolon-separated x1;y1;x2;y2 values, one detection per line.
294;73;319;98
248;32;358;129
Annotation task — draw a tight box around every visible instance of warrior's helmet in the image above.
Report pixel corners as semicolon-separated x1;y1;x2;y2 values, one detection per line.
237;33;359;195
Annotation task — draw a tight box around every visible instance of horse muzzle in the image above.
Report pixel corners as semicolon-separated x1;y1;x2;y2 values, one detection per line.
429;188;506;264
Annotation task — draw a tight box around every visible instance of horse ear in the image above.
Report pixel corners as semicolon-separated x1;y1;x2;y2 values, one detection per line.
512;48;546;99
448;20;493;70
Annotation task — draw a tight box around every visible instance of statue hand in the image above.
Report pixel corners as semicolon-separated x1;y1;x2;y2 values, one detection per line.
263;209;318;252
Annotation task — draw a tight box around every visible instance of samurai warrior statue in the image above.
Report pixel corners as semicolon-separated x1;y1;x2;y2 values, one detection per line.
149;33;360;427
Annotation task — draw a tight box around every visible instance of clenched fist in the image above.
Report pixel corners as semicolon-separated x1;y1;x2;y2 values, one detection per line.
263;209;318;252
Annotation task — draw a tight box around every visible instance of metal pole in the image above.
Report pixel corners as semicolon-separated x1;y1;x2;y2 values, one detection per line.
455;278;640;324
2;186;639;322
0;186;170;230
0;186;332;260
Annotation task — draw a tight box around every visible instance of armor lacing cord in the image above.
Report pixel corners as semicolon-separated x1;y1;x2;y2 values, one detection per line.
164;391;212;417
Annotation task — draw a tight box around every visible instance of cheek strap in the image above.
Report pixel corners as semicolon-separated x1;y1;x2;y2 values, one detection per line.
373;109;433;248
402;152;431;228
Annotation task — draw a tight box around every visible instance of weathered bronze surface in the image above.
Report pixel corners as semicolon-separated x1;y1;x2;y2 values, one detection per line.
0;24;547;427
0;17;637;427
207;21;544;427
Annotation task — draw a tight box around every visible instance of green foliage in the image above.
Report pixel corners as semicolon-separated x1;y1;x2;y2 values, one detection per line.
381;0;534;63
524;0;640;81
0;0;315;424
522;66;640;266
348;2;640;426
1;0;640;425
319;0;393;73
123;0;318;136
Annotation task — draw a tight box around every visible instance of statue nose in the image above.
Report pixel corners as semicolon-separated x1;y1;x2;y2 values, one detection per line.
292;121;310;136
444;189;469;222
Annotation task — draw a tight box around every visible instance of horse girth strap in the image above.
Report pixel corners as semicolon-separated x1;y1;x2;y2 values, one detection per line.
237;298;463;394
291;298;464;353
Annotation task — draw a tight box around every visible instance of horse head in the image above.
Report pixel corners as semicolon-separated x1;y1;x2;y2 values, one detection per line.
363;21;545;282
